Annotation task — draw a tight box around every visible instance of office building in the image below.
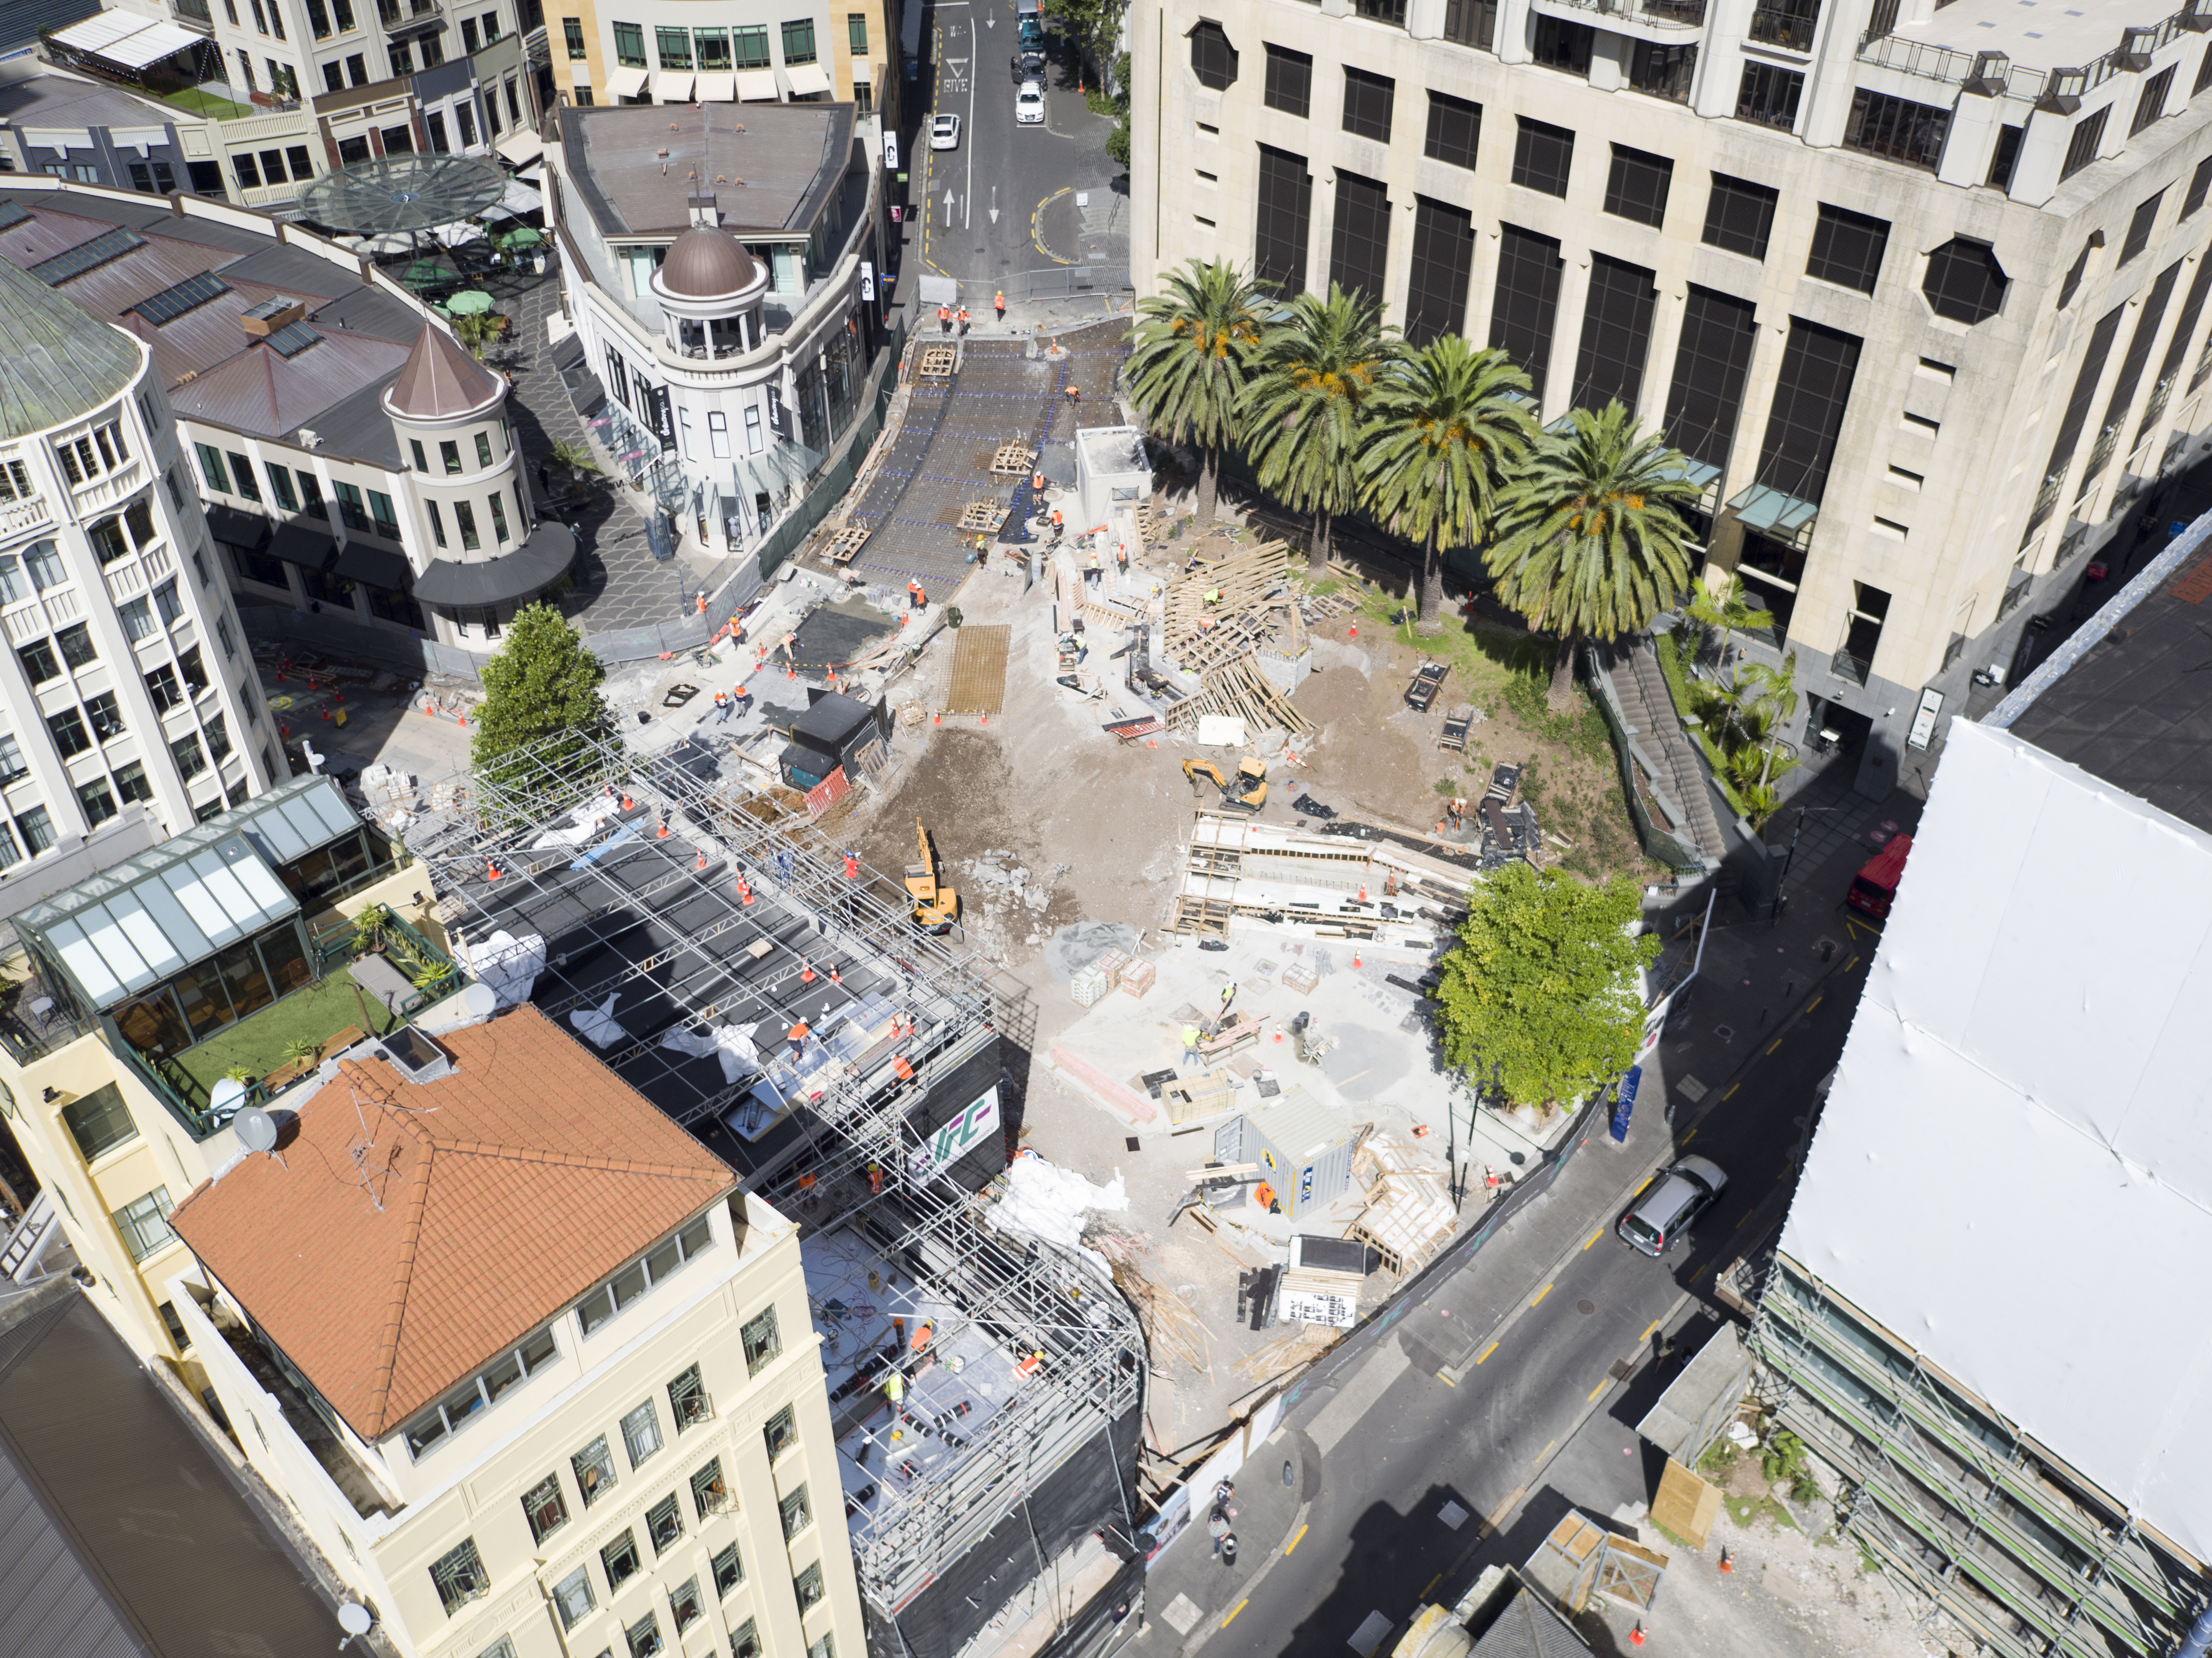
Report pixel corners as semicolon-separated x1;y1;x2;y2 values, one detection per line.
1131;0;2212;786
1749;526;2212;1658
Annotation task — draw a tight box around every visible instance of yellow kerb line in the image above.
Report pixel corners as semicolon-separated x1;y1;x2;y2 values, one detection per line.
1221;1599;1248;1628
1530;1283;1553;1307
1583;1228;1604;1251
1286;1524;1308;1554
1588;1379;1610;1402
1475;1341;1499;1365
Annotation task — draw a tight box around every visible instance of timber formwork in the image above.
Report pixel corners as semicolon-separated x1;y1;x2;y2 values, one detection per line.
400;731;1145;1635
1749;1255;2206;1658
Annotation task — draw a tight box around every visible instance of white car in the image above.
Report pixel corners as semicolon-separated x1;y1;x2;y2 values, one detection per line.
1016;82;1044;124
930;113;961;150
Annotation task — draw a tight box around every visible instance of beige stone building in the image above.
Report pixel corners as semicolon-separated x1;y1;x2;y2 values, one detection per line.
167;1003;859;1658
1131;0;2212;787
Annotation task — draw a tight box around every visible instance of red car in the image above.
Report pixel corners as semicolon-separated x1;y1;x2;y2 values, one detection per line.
1846;834;1913;920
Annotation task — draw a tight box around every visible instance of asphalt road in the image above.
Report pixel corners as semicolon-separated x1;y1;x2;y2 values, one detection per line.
1132;949;1872;1658
908;0;1120;294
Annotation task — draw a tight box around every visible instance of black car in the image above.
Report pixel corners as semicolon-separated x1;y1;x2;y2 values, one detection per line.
1012;46;1045;78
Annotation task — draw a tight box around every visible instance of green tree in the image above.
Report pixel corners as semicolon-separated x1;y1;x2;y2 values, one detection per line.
1360;335;1533;634
1432;862;1659;1112
1684;573;1773;671
471;603;610;786
1733;651;1800;789
1243;284;1393;578
549;437;599;483
1486;401;1701;712
1125;258;1269;527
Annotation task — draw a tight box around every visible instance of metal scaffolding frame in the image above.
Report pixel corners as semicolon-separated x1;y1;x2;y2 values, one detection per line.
1747;1255;2204;1658
396;729;1145;1629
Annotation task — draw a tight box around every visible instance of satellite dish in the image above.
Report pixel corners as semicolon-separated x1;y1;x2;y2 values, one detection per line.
337;1602;374;1635
461;982;498;1019
235;1106;278;1155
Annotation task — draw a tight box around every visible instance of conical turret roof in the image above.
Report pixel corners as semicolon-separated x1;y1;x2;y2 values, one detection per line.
383;322;503;421
0;254;142;439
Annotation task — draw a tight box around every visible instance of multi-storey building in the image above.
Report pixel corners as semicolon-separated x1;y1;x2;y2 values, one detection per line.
1131;0;2212;788
550;0;897;136
166;1002;865;1658
0;179;574;656
1749;526;2212;1657
544;99;892;562
0;214;272;860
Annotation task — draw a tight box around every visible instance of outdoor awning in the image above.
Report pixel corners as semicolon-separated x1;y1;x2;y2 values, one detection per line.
654;69;693;101
695;71;735;101
204;503;269;550
334;541;408;589
494;129;543;167
559;355;607;420
786;64;833;98
606;65;649;99
483;177;542;221
269;521;337;570
50;13;204;68
1727;482;1819;541
412;522;575;607
736;69;779;101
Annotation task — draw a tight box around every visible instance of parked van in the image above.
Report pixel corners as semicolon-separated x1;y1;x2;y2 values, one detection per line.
1846;833;1913;920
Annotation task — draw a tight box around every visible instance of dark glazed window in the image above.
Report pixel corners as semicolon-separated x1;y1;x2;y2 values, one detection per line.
2133;65;2175;136
2118;191;2164;267
1756;318;1863;507
1442;0;1494;48
1342;68;1394;141
2185;156;2212;219
1736;61;1802;130
1328;172;1391;303
1806;204;1889;293
1405;197;1475;347
1604;146;1672;228
1512;118;1573;197
1255;146;1313;297
1264;45;1311;116
1352;0;1406;23
1530;15;1591;74
1489;225;1564;400
1664;286;1760;473
2061;107;2108;181
1921;239;2007;325
1987;124;2023;192
1627;41;1696;103
1571;255;1658;415
1842;88;1949;170
1702;174;1777;259
1190;22;1237;90
1424;92;1479;170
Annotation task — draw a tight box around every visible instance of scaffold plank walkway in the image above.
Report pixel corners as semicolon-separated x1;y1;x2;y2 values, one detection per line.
943;623;1010;715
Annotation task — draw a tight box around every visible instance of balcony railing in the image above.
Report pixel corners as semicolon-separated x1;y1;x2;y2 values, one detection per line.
1997;573;2033;620
377;0;443;32
1541;0;1705;27
1831;647;1873;686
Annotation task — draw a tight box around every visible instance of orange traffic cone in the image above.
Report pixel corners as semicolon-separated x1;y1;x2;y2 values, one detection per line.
1357;881;1368;902
933;709;942;724
486;860;503;881
801;961;816;983
656;816;670;838
696;850;708;870
980;713;987;726
1629;1623;1645;1648
830;964;842;984
621;792;635;810
1718;1548;1733;1574
1352;949;1363;970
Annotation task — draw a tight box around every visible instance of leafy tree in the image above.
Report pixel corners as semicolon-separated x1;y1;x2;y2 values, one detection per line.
1684;573;1773;670
1432;862;1659;1112
1125;258;1269;527
1486;401;1701;711
471;603;610;787
549;437;599;482
1731;651;1800;792
1243;284;1394;578
1360;335;1533;634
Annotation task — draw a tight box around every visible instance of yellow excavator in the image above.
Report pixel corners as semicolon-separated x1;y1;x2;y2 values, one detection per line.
1182;756;1269;812
906;817;959;933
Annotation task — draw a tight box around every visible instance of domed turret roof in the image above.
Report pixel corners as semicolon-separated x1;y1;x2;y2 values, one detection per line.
0;255;141;439
658;227;760;300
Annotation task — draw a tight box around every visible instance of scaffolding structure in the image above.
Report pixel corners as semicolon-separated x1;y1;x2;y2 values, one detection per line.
397;730;1146;1657
1748;1254;2204;1658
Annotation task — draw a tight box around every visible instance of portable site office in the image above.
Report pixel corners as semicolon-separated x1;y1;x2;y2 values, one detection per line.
1214;1091;1353;1219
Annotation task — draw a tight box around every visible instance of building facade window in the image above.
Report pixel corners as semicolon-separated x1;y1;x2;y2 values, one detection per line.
1189;21;1236;89
1570;254;1659;415
781;17;816;62
614;21;645;65
1442;0;1494;49
1736;62;1802;131
779;1483;810;1540
2061;107;2109;181
1664;285;1760;473
621;1399;663;1467
1841;88;1949;170
1253;146;1312;296
1341;67;1393;142
1489;224;1564;400
1328;171;1390;301
113;1188;177;1259
1404;197;1474;348
602;1527;641;1591
1510;117;1573;196
1423;91;1479;170
1806;204;1889;292
429;1538;490;1616
1529;15;1591;74
1756;317;1864;508
553;1565;594;1628
1263;44;1310;115
1603;145;1671;227
64;1084;138;1160
572;1433;618;1504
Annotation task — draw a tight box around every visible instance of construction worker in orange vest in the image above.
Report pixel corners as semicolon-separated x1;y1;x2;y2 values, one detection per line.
956;305;970;334
1065;382;1080;404
787;1018;811;1062
1050;507;1064;538
938;304;951;333
995;289;1007;320
712;688;732;723
907;579;926;612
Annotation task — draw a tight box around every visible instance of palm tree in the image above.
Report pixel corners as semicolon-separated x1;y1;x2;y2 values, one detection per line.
1684;573;1774;672
1124;258;1270;528
1360;337;1534;635
549;437;600;488
1242;285;1393;578
1732;652;1800;788
1486;402;1703;711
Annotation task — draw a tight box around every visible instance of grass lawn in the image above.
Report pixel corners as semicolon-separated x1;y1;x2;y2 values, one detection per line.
162;86;254;119
172;969;401;1102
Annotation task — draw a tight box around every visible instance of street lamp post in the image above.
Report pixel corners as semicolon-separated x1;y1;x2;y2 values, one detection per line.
1769;807;1807;926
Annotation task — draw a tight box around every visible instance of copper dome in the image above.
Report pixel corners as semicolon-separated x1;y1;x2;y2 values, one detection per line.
657;228;761;300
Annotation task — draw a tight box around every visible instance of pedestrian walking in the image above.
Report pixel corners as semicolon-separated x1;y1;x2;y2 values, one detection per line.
1207;1508;1231;1559
713;689;732;723
1086;546;1100;587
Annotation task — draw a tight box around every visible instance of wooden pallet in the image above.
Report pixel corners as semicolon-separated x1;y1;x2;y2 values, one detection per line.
918;344;957;378
1302;590;1357;621
989;441;1038;476
1169;895;1235;937
956;500;1010;533
824;523;872;565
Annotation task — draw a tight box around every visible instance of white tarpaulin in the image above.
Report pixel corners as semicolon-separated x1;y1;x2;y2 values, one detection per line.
533;797;621;849
659;1023;762;1082
462;929;545;1007
983;1153;1126;1275
571;992;627;1048
1780;719;2212;1565
1195;715;1247;748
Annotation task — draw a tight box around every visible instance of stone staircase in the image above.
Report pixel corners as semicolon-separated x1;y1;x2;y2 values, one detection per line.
1600;638;1727;864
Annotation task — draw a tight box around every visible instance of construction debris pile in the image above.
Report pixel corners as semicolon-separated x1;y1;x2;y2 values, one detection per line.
1170;809;1476;944
1155;540;1316;739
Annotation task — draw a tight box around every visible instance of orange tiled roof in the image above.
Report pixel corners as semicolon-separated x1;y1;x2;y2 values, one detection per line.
171;1005;734;1443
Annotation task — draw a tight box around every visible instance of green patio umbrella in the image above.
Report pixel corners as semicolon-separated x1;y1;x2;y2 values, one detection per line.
446;289;495;315
498;226;544;250
395;258;457;292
